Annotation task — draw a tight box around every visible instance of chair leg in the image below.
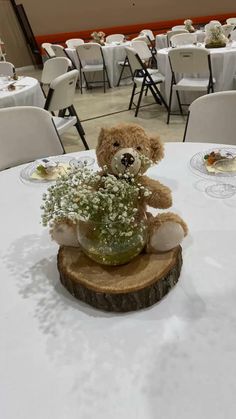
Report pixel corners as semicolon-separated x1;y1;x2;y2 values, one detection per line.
152;83;168;110
103;69;106;93
128;83;136;110
167;85;173;124
176;90;183;115
117;63;126;87
104;66;111;88
68;105;89;150
182;111;190;142
135;83;145;117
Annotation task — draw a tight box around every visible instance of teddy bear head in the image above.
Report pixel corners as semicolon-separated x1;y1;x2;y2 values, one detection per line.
96;123;164;176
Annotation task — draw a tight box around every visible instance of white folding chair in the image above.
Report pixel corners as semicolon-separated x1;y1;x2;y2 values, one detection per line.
44;69;89;150
0;61;15;77
230;30;236;41
50;44;68;58
172;25;186;31
106;34;125;44
140;29;155;42
130;40;152;63
226;17;236;25
41;43;55;58
76;43;111;93
132;35;150;45
167;47;215;124
0;106;65;170
125;47;168;117
170;33;197;47
65;38;84;48
41;57;72;93
222;24;234;38
166;29;188;46
183;91;236;144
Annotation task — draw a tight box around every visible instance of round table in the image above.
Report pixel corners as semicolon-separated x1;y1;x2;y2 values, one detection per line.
1;143;236;419
66;42;132;87
156;30;206;50
157;43;236;109
0;76;45;108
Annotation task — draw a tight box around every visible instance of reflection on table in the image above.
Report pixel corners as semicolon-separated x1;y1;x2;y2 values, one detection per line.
1;142;236;419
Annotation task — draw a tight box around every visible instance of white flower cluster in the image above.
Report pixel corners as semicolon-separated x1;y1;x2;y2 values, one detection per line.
41;166;151;234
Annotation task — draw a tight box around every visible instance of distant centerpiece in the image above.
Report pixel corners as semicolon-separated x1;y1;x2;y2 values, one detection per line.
184;19;195;33
91;31;106;45
205;24;228;48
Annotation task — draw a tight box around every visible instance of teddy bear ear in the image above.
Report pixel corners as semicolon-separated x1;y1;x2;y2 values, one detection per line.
97;127;112;148
150;136;164;162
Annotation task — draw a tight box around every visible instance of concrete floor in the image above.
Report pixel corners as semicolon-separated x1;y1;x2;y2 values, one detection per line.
20;67;187;152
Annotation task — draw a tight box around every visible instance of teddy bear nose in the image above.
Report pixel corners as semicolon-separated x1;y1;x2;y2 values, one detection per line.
121;153;135;168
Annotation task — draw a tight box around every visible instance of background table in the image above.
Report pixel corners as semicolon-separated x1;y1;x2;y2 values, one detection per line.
1;143;236;419
66;42;132;87
157;44;236;109
156;30;206;50
0;76;45;108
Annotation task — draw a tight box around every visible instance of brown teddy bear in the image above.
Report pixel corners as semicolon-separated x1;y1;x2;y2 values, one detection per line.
51;123;188;253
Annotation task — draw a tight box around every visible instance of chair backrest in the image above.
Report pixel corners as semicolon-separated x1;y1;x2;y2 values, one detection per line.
51;44;67;58
44;69;79;112
167;30;188;46
132;35;150;45
170;33;197;47
65;38;84;48
0;61;15;77
130;40;152;61
230;29;236;41
172;25;186;31
76;43;103;66
0;106;64;170
41;57;72;85
140;29;155;41
42;43;55;58
168;47;210;75
106;34;124;43
226;17;236;25
222;24;234;37
125;47;144;74
184;91;236;144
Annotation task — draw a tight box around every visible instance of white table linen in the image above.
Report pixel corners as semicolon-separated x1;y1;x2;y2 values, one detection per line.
156;30;206;50
1;142;236;419
157;43;236;109
66;42;132;87
0;76;45;108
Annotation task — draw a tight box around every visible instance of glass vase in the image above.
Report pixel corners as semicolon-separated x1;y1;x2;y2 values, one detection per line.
77;216;147;266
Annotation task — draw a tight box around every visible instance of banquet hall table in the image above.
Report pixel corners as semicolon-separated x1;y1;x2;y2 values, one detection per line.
0;76;45;108
66;41;132;87
157;43;236;109
156;30;206;50
1;143;236;419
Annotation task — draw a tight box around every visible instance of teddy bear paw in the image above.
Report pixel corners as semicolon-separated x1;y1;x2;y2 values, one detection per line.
50;223;79;247
149;221;185;252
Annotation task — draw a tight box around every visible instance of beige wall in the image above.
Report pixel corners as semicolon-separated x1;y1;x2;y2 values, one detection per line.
17;0;236;35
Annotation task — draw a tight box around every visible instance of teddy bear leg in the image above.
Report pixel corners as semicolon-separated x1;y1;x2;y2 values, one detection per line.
50;222;80;247
147;212;188;253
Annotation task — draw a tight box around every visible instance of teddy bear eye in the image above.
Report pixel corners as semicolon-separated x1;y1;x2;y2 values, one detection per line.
113;141;120;147
137;146;142;151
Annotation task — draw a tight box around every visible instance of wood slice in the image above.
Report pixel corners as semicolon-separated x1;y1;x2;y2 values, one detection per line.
58;246;182;312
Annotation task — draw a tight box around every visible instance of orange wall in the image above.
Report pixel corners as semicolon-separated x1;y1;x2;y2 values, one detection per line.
17;0;236;36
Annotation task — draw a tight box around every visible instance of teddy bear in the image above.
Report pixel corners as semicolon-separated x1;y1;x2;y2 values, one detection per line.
51;123;188;253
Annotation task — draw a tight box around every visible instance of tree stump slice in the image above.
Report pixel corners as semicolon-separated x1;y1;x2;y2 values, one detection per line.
58;246;182;312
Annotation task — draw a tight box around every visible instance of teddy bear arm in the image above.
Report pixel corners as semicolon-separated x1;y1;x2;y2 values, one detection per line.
140;176;172;209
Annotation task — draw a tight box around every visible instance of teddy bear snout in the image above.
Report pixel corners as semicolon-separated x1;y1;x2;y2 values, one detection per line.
121;153;135;168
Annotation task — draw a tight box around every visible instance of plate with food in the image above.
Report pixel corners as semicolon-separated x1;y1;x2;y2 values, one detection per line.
20;156;72;184
190;148;236;179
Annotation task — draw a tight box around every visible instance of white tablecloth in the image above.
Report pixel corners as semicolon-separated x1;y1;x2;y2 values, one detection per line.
1;142;236;418
156;30;206;50
157;44;236;109
66;42;132;87
0;76;45;108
